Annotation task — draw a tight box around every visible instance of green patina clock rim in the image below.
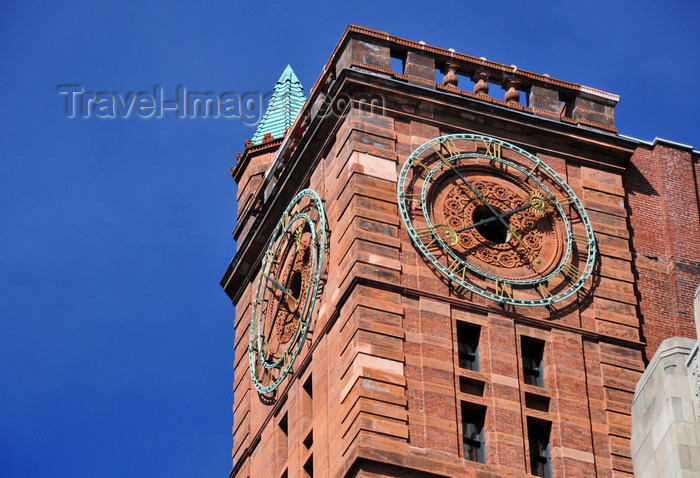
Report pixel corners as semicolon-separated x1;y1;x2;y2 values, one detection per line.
248;188;327;394
397;133;597;307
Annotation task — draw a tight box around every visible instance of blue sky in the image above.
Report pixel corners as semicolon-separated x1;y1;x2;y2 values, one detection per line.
1;1;698;477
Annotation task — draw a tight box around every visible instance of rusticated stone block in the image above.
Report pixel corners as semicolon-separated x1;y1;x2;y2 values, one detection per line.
572;96;615;127
529;85;560;114
336;38;391;76
404;51;435;84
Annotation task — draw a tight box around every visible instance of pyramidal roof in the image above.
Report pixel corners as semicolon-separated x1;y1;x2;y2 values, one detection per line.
251;65;306;145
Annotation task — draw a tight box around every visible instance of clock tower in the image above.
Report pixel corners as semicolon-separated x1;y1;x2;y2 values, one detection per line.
222;26;700;477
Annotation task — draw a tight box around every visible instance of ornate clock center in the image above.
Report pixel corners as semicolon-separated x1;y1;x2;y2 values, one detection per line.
267;240;313;346
433;176;562;279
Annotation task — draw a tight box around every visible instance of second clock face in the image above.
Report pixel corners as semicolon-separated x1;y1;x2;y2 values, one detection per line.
249;189;327;394
397;134;596;307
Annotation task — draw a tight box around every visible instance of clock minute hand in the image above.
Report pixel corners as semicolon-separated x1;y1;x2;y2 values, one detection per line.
455;202;533;233
263;274;298;303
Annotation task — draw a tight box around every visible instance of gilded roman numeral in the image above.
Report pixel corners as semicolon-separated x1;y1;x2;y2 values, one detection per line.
528;162;540;175
402;194;424;211
415;226;434;238
447;259;467;281
413;158;430;170
536;283;551;298
556;196;576;206
262;369;273;387
433;140;461;166
496;280;513;299
294;224;304;249
571;233;590;250
561;263;580;282
440;139;460;157
525;162;540;182
483;140;502;158
415;227;440;249
403;193;422;204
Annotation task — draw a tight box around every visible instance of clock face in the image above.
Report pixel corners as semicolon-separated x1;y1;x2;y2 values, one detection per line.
249;189;327;394
397;133;596;307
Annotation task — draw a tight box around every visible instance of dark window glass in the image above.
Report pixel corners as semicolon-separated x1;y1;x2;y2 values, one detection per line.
522;337;545;387
457;322;480;371
528;420;551;478
461;404;485;463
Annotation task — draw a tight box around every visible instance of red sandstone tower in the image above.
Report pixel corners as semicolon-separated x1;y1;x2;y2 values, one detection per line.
221;26;700;478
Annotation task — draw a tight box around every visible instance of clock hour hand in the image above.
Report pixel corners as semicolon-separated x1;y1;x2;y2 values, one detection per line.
263;274;298;303
455;202;532;233
455;193;554;234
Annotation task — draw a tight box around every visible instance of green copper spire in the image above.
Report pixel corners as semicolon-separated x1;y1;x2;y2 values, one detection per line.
251;65;306;145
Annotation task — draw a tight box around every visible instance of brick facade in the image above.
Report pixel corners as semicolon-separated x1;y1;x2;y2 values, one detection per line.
222;25;700;478
625;142;700;358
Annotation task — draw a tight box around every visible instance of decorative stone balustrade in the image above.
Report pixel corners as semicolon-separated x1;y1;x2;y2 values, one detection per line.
329;25;618;132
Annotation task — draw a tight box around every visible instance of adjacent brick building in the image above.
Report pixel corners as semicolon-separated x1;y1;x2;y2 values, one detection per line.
221;25;700;477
